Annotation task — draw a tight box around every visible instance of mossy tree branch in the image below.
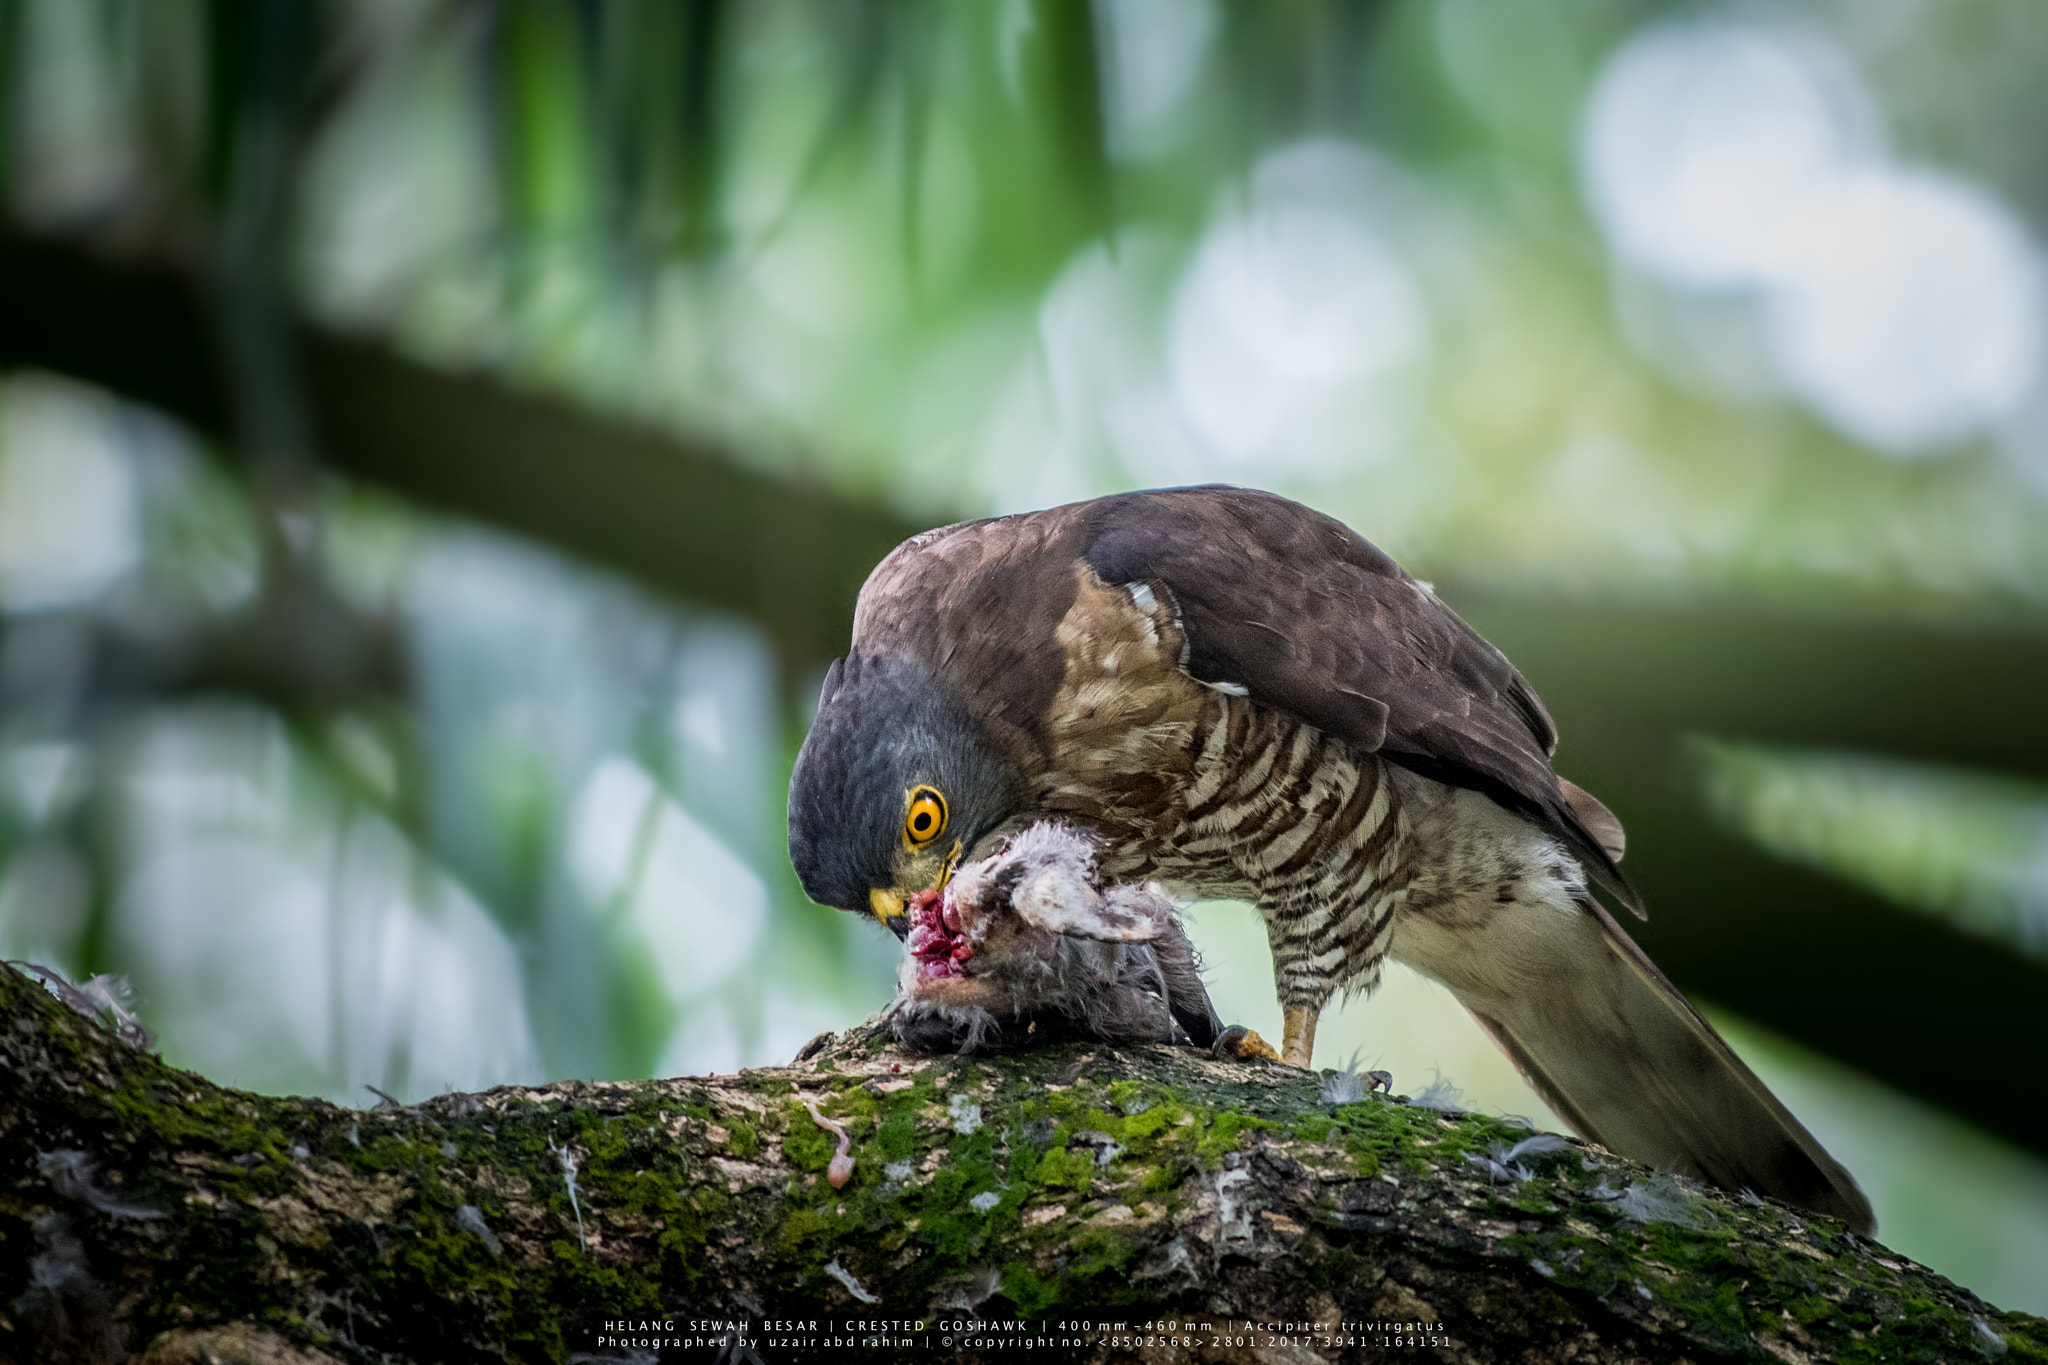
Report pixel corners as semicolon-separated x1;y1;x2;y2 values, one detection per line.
1;964;2039;1364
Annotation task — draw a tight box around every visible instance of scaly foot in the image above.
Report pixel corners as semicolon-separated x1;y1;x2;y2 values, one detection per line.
1281;1005;1319;1068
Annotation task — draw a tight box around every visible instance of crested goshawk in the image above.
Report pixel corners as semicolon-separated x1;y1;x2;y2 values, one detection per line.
787;486;1871;1232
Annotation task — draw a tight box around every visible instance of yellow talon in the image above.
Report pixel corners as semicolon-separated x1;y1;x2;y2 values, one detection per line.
1280;1005;1319;1069
1212;1026;1281;1063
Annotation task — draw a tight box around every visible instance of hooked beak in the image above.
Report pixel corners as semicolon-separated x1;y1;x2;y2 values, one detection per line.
870;841;963;942
870;888;911;940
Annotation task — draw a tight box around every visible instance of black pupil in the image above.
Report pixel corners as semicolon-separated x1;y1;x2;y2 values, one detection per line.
913;811;932;833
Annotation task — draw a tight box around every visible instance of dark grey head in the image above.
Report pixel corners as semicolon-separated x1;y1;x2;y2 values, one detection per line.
787;651;1021;935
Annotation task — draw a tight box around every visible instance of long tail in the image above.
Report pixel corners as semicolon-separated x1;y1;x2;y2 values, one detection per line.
1398;895;1874;1233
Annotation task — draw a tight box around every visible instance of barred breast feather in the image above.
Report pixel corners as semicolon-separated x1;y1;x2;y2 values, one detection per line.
1021;567;1415;1011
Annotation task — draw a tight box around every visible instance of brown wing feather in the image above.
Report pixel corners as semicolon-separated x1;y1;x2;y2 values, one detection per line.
850;509;1091;762
1076;487;1640;911
846;487;1633;909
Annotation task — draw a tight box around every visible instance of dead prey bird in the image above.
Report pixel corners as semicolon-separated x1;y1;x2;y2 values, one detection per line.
888;822;1239;1054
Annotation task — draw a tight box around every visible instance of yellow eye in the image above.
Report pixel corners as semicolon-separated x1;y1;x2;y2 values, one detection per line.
903;786;948;849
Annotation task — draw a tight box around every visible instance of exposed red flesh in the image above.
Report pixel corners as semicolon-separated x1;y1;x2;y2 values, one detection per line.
905;886;971;980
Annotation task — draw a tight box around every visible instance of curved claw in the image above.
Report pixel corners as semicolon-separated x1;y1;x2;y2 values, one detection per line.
1211;1024;1282;1064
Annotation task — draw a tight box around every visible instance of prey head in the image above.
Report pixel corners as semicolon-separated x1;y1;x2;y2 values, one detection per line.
787;651;1020;939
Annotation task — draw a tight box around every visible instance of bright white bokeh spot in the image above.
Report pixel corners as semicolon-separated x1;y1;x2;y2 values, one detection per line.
993;140;1434;497
1039;235;1178;428
115;722;543;1105
1014;231;1187;506
655;982;848;1078
0;378;140;611
666;619;780;865
982;234;1175;513
1581;17;2047;455
330;831;543;1099
1762;169;2045;456
756;982;853;1067
979;363;1104;516
1581;20;1875;290
122;843;335;1080
570;756;766;999
1168;157;1428;477
675;694;725;758
658;1001;745;1077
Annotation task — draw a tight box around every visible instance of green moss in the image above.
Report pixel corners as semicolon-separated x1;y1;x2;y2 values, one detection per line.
994;1222;1150;1314
778;1202;834;1254
1317;1097;1530;1178
820;1083;880;1124
1067;1225;1140;1279
1196;1110;1272;1163
1138;1159;1188;1198
1000;1264;1060;1314
780;1099;837;1172
726;1121;760;1159
1031;1146;1096;1193
867;1103;920;1163
1119;1104;1185;1142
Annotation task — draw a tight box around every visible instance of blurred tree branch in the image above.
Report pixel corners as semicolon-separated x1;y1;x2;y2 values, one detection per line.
1456;597;2048;1159
4;961;2039;1364
0;231;921;676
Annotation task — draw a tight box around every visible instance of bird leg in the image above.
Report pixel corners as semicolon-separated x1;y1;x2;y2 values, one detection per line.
1280;1005;1319;1068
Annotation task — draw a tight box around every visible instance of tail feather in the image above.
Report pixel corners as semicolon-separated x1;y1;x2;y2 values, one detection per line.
1400;896;1874;1234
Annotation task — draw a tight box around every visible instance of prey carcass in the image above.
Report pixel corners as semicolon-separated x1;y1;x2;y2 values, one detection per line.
888;822;1248;1055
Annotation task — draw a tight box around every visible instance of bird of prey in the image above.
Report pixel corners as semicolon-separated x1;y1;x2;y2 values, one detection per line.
788;486;1872;1232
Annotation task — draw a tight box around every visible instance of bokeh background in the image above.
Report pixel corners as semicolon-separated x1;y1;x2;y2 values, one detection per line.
3;0;2047;1314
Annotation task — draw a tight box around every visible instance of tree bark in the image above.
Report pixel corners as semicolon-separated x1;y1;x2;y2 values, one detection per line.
1;964;2038;1364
